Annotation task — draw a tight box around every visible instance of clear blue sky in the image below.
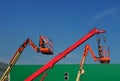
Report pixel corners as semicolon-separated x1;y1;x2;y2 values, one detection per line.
0;0;120;64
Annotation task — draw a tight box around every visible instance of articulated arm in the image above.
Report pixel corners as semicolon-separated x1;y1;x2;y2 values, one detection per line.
0;38;41;81
0;36;53;81
76;44;110;81
9;38;40;65
76;44;98;81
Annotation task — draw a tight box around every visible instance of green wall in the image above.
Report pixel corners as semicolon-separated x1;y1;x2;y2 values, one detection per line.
10;64;120;81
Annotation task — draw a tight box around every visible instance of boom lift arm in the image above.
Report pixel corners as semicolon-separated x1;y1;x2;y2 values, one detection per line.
76;44;110;81
0;36;53;81
25;27;106;81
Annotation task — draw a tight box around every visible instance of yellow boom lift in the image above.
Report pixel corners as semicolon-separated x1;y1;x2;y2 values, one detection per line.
76;37;110;81
0;36;53;81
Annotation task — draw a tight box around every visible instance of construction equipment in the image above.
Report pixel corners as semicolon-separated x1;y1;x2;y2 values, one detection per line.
76;43;110;81
0;36;53;81
24;27;107;81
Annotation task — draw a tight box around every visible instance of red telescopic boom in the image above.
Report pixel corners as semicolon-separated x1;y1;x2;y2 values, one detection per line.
25;27;106;81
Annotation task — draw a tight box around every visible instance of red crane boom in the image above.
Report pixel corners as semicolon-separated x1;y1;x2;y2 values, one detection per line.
25;27;106;81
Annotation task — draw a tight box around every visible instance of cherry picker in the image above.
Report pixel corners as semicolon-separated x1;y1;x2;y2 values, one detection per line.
76;40;110;81
0;36;53;81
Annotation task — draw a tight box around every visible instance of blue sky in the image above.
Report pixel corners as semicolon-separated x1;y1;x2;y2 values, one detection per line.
0;0;120;64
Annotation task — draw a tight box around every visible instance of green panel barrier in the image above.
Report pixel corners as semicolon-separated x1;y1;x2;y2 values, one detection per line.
10;64;120;81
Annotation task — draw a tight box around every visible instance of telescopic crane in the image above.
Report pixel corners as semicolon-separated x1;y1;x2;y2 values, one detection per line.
24;27;108;81
0;36;53;81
